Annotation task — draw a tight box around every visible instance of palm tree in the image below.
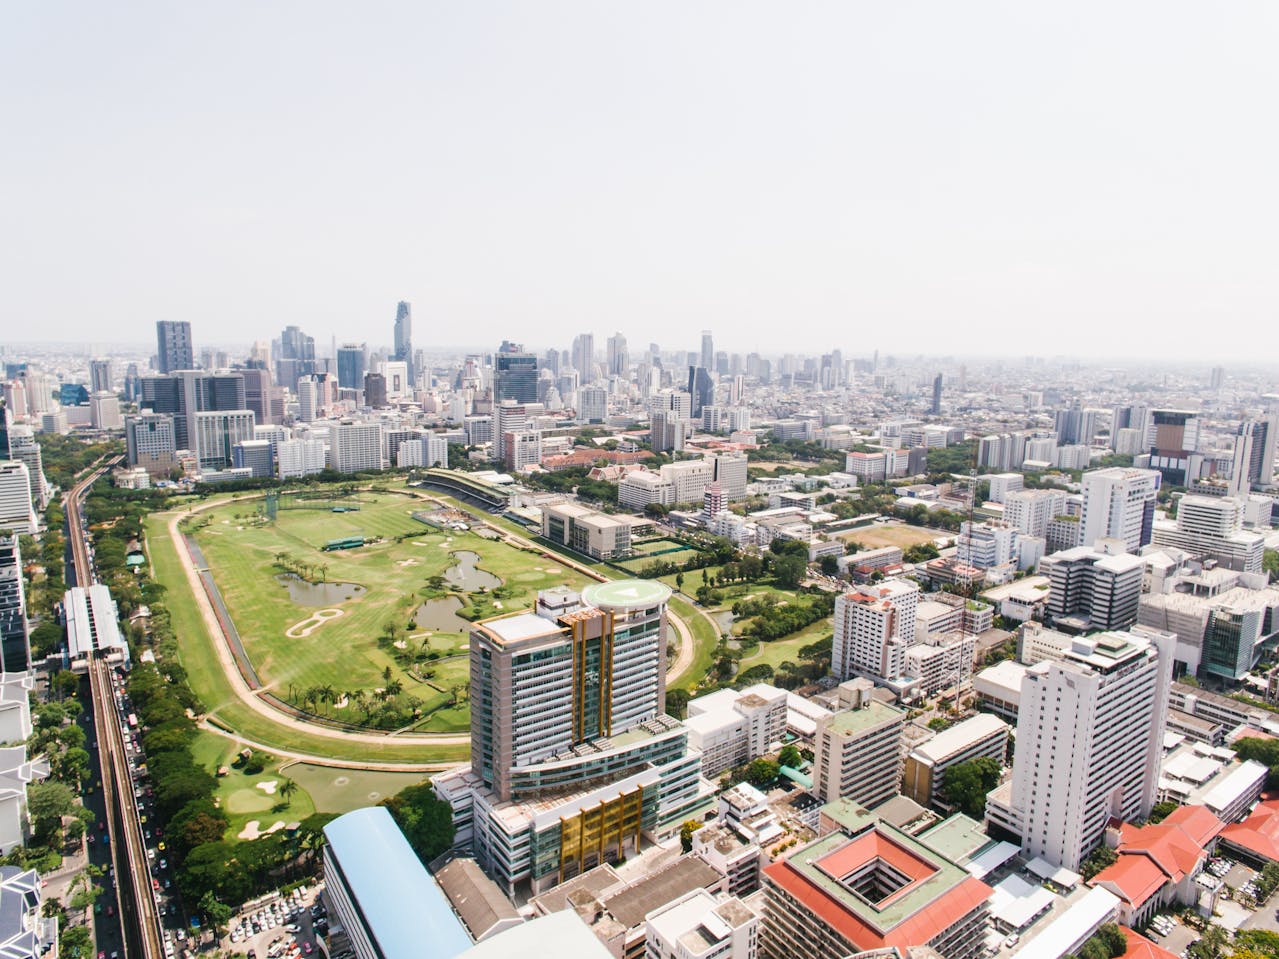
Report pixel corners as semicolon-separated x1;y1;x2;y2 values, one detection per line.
385;679;404;699
278;778;298;806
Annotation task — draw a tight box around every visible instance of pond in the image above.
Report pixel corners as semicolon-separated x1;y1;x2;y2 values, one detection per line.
713;610;736;636
415;596;469;632
276;574;366;607
444;551;502;591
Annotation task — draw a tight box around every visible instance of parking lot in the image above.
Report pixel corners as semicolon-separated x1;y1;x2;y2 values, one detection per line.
223;884;325;958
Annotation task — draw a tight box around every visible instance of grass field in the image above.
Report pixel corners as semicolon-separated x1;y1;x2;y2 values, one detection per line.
146;510;466;763
668;594;720;693
285;763;429;814
839;522;949;550
735;619;832;673
187;490;590;729
190;731;318;837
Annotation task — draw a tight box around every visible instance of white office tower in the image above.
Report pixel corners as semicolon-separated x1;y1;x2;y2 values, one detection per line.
193;410;256;472
1150;495;1266;574
1003;488;1066;538
276;438;326;479
432;581;709;897
578;385;608;423
329;422;383;473
90;392;122;430
708;451;749;502
1003;629;1173;871
1079;467;1161;552
296;377;318;423
831;580;919;683
956;520;1018;570
606;332;628;376
395;434;448;469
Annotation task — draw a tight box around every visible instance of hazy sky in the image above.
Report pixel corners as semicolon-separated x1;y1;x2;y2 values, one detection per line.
3;3;1277;361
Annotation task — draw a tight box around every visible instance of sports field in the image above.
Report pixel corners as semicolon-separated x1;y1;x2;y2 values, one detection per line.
187;489;591;731
838;522;948;550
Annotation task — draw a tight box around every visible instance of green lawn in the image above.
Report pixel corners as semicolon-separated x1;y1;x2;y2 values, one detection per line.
190;731;318;837
145;509;467;763
669;595;720;693
736;619;833;673
186;490;590;728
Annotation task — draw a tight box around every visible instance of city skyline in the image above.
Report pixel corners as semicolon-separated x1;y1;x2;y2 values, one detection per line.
4;3;1279;360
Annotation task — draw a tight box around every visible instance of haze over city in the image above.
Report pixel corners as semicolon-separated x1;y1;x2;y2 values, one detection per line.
5;2;1279;359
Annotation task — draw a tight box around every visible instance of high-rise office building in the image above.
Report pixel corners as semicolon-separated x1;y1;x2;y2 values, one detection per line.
155;320;194;374
336;343;367;392
432;581;708;896
89;359;113;394
277;325;316;388
494;343;538;404
812;687;906;808
700;331;714;370
999;628;1172;871
931;373;943;415
0;400;9;460
393;301;414;386
1079;467;1160;552
140;371;246;452
1232;418;1277;494
193;410;256;472
1147;409;1203;485
578;386;608;424
0;464;36;536
1150;495;1266;574
571;333;595;380
1054;405;1098;446
0;536;30;674
606;332;628;376
362;372;388;409
239;367;276;426
687;366;714;417
1040;545;1143;633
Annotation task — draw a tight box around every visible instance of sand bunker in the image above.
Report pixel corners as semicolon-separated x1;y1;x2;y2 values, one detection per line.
286;608;344;638
256;780;279;795
237;820;286;840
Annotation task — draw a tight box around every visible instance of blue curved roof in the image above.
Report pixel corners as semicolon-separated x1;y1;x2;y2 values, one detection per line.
324;806;471;958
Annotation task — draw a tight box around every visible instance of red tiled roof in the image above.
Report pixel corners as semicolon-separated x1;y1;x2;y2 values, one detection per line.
1220;799;1279;863
1121;928;1179;959
763;855;991;951
1092;855;1168;908
1090;805;1222;908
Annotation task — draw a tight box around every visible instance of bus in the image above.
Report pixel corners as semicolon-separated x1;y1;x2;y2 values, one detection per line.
127;714;138;730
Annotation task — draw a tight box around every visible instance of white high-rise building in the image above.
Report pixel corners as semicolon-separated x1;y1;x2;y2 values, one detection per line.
0;464;36;536
606;332;628;377
957;521;1018;570
193;410;256;472
276;438;326;479
1079;467;1161;552
329;422;383;473
1150;494;1266;574
395;435;448;469
831;580;920;683
1001;628;1173;871
708;451;749;502
296;377;318;423
1003;488;1067;538
578;386;608;424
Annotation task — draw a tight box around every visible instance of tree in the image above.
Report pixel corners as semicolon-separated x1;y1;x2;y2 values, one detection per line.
680;820;703;854
278;778;298;806
27;781;76;832
1189;924;1228;959
772;554;807;590
1147;800;1178;825
818;555;840;576
1079;845;1117;880
939;757;1002;818
380;783;456;866
199;891;234;939
744;758;780;787
778;745;803;769
665;689;690;720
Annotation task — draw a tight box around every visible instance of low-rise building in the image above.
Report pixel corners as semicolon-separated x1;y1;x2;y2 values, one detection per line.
645;889;758;959
685;684;787;779
761;804;991;959
541;502;633;560
903;714;1010;811
971;661;1028;722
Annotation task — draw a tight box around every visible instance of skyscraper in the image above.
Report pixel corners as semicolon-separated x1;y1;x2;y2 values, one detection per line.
495;341;538;404
1079;467;1160;552
571;332;595;380
277;325;316;388
336;343;368;391
89;359;113;395
0;536;30;674
433;580;706;895
393;301;414;386
687;366;714;417
931;373;943;415
700;330;714;370
155;320;194;374
606;332;628;376
140;371;246;452
831;580;920;683
1001;628;1172;871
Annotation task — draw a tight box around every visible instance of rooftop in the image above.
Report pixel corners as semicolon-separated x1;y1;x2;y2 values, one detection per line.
602;856;722;929
824;701;905;737
909;714;1008;765
582;579;672;609
323;807;472;959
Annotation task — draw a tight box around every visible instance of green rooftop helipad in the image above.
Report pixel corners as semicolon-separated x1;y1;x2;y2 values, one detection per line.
583;579;673;609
